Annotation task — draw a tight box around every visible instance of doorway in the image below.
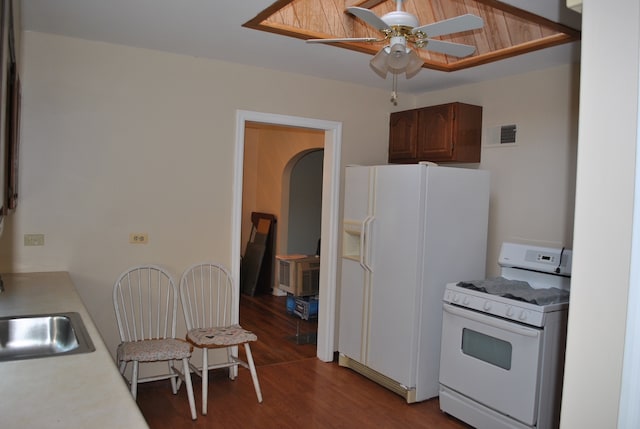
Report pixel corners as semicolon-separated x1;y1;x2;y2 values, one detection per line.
283;149;325;255
233;110;342;362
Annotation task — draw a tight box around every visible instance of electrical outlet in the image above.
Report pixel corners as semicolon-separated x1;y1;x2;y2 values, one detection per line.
24;234;45;246
129;233;149;244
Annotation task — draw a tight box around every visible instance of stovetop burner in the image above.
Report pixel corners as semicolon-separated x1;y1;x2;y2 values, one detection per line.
444;243;572;327
457;276;570;305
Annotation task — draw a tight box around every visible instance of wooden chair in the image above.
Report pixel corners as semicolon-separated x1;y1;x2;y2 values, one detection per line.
113;265;197;420
180;262;263;415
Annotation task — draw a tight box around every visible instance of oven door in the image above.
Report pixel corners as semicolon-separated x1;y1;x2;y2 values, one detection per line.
440;303;543;426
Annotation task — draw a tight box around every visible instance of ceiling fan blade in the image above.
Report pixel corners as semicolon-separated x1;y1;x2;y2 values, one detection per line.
421;39;476;57
346;6;391;32
306;37;381;44
412;14;483;38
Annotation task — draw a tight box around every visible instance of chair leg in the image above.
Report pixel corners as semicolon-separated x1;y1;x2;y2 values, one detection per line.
167;360;178;394
182;358;197;420
175;359;183;391
227;347;237;380
202;348;209;415
244;343;263;403
131;361;139;400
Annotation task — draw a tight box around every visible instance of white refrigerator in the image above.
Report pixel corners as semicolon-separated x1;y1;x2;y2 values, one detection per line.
338;164;490;403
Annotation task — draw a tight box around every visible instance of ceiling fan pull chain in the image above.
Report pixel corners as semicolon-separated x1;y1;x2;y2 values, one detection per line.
390;74;398;106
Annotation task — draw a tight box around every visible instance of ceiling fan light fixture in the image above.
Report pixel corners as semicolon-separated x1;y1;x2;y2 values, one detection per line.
369;48;390;78
387;43;410;72
404;50;424;79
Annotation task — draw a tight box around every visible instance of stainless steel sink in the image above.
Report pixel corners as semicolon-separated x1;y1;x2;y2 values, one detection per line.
0;312;96;362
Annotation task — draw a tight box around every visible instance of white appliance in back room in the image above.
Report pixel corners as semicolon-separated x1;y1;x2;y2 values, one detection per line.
338;163;490;403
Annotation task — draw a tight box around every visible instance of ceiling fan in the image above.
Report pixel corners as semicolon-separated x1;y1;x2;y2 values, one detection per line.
307;0;483;103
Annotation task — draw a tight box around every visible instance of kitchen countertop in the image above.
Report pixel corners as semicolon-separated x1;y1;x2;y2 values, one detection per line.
0;272;149;428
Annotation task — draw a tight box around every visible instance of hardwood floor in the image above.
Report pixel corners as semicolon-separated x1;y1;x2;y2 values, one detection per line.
136;293;471;428
237;294;319;366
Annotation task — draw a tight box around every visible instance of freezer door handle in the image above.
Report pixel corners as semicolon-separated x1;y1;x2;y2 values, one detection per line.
363;216;374;272
358;218;367;270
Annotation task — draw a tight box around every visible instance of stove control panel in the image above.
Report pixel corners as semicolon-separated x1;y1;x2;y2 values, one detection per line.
499;242;572;276
444;288;546;327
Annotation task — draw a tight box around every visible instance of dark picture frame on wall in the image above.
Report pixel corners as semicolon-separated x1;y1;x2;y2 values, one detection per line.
0;0;7;220
0;0;19;216
7;60;19;210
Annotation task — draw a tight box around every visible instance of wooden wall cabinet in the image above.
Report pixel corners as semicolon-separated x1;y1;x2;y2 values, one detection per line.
388;102;482;164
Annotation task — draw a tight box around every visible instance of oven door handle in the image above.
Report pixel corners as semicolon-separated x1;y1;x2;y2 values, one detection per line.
443;303;541;338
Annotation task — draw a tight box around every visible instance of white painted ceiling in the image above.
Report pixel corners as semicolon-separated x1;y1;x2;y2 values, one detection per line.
20;0;582;94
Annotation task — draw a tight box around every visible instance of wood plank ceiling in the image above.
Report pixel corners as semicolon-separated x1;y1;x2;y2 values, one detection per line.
244;0;581;72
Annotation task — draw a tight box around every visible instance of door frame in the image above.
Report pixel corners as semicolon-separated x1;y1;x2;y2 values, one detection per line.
233;110;342;362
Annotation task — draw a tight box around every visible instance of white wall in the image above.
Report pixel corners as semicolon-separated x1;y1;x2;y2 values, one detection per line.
415;64;579;276
561;0;640;427
0;31;391;362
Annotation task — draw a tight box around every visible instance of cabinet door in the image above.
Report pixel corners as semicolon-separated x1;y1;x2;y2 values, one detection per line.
388;110;418;163
416;104;454;161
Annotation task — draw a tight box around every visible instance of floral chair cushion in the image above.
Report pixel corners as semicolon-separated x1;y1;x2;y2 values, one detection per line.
118;338;192;362
187;324;257;347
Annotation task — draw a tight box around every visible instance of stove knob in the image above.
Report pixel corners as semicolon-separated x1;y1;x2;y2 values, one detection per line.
519;310;527;321
506;307;514;318
463;296;470;305
483;301;492;311
452;294;460;303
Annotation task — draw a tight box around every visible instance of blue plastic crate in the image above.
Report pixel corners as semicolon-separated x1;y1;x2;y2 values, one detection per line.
286;294;296;314
294;296;318;320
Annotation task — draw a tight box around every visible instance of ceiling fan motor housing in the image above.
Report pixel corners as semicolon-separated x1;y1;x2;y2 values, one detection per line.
381;11;419;29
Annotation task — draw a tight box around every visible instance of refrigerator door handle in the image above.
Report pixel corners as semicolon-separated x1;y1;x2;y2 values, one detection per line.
362;216;374;272
358;219;367;270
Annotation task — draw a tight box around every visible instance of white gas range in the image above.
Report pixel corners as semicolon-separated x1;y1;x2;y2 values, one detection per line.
439;242;571;429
